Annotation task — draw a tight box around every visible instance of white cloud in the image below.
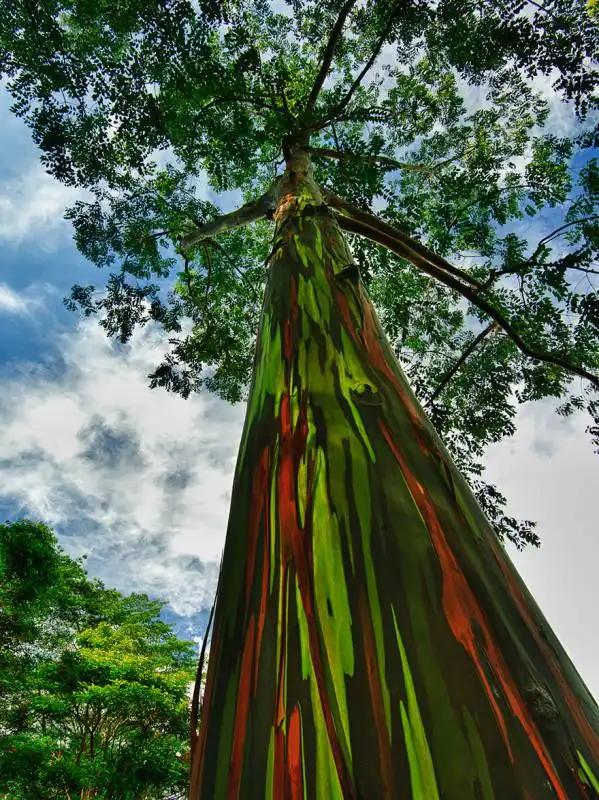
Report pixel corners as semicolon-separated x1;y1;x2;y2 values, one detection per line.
0;291;596;699
485;400;599;700
0;163;89;248
0;283;35;314
0;316;245;615
0;281;58;315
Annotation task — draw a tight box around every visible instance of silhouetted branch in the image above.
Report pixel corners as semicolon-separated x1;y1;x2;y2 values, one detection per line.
308;146;434;173
181;186;279;251
310;4;402;128
190;595;217;751
305;0;359;113
429;322;497;403
331;206;599;389
325;191;486;290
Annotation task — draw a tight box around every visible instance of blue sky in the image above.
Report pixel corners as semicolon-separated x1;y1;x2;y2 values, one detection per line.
0;83;598;694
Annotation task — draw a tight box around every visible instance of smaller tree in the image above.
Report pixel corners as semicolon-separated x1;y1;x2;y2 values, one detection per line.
0;520;196;800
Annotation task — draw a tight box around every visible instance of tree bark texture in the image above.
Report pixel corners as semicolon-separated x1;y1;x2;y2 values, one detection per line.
189;155;599;799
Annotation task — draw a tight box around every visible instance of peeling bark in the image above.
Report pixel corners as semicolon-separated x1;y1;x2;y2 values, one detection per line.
189;153;599;799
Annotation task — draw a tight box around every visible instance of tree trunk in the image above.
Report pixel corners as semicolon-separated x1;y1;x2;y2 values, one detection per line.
189;151;599;799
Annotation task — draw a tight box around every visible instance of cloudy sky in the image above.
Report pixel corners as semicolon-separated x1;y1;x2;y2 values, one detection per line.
0;79;597;700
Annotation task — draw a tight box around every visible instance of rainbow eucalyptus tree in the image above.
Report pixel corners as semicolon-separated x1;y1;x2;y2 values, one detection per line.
2;0;599;797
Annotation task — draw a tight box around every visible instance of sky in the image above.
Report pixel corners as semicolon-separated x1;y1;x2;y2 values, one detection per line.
0;76;597;702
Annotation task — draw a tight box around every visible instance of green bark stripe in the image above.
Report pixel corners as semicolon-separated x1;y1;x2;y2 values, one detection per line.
392;607;440;799
463;708;495;800
578;749;599;792
191;174;599;799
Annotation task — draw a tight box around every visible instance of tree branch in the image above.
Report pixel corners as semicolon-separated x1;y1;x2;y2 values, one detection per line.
305;0;359;113
485;217;599;285
199;94;279;115
527;0;554;15
429;322;497;403
308;146;434;173
324;191;487;290
331;209;599;389
532;214;599;254
206;239;262;302
310;4;402;128
278;81;295;122
446;183;567;233
180;187;279;251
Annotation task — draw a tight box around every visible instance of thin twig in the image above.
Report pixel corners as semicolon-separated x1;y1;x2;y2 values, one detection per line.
429;322;497;403
196;94;280;119
331;121;342;152
527;0;554;15
305;0;359;113
446;183;567;233
532;214;599;255
206;239;262;302
487;217;599;283
310;4;402;128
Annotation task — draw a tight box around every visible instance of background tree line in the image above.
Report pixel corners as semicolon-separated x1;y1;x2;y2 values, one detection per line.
0;519;196;800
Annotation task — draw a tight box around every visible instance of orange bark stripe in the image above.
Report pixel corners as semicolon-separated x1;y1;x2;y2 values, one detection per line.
254;487;271;694
334;287;359;344
227;615;257;799
378;421;512;755
358;594;396;798
345;285;430;454
379;420;569;800
246;447;270;611
287;704;304;800
273;569;290;799
278;392;355;797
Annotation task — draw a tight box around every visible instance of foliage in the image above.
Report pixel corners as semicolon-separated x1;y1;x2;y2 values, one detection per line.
0;1;598;549
0;520;196;800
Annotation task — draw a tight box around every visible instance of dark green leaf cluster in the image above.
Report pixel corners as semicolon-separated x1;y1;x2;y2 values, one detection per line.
0;520;196;800
1;0;598;548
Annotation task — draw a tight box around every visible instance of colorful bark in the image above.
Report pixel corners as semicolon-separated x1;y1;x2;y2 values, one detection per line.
189;154;599;799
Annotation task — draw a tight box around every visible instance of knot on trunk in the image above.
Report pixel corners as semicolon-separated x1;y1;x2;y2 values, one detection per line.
522;682;560;724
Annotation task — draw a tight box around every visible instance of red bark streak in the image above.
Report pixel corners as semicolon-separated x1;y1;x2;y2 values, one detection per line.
333;278;429;453
273;570;290;799
288;704;304;800
254;483;271;694
274;726;288;798
277;391;355;798
294;572;356;798
227;616;257;799
379;420;569;800
358;594;396;798
571;772;594;799
246;447;270;611
334;287;359;344
359;295;428;448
